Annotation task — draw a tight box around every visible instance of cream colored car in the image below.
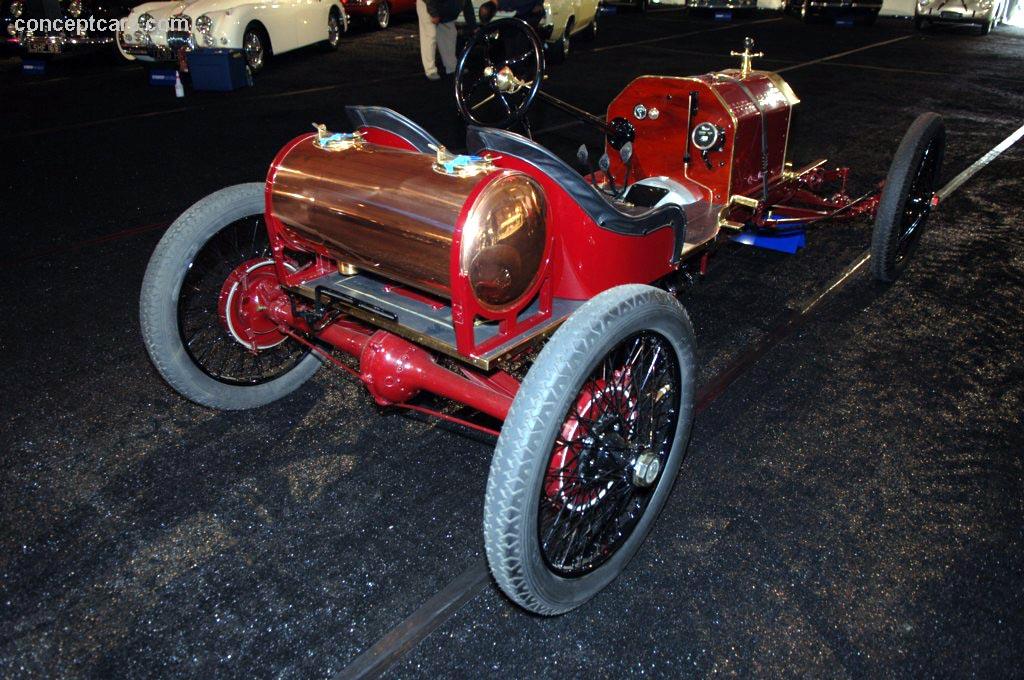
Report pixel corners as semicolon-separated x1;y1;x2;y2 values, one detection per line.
458;0;599;62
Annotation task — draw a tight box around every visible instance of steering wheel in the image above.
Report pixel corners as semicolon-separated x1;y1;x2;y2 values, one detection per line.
455;18;545;129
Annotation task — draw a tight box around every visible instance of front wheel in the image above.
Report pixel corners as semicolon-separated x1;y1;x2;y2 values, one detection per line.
484;285;696;615
243;24;268;73
870;112;945;283
140;183;320;410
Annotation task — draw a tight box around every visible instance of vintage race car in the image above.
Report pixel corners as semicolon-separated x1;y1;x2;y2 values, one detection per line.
140;23;945;614
3;0;143;56
914;0;1010;33
457;0;598;62
117;0;346;72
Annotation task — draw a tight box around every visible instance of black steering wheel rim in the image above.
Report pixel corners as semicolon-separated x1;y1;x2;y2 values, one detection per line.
455;18;546;129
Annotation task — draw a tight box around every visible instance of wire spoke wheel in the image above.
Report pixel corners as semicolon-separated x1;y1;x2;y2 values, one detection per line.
871;112;945;283
895;138;940;262
176;215;309;386
539;331;681;577
485;285;695;615
244;28;264;71
140;183;320;410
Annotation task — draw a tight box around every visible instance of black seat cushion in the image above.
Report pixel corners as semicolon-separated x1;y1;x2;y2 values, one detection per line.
466;126;686;262
346;106;441;154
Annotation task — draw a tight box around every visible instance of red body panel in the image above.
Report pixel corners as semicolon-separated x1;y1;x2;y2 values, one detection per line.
605;71;797;204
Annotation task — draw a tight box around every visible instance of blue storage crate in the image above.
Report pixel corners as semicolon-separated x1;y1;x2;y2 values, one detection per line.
149;68;178;86
187;49;250;92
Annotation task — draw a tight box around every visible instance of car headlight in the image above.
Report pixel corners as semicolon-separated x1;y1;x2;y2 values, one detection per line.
67;0;82;17
917;0;932;6
978;0;992;8
138;12;156;31
10;0;23;17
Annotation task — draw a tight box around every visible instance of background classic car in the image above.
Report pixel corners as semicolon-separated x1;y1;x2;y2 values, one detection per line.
3;0;143;56
118;0;347;72
457;0;598;62
914;0;1010;33
785;0;882;23
683;0;757;16
341;0;414;29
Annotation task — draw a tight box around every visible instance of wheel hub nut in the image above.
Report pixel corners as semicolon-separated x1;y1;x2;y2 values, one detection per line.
632;451;660;488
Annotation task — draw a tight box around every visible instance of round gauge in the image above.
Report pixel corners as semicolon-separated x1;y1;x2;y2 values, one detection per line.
691;122;721;151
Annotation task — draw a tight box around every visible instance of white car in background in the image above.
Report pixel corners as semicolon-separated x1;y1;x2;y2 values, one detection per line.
118;0;347;73
914;0;1010;33
458;0;599;63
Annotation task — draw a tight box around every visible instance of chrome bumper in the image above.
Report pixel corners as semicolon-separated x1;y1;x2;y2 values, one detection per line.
119;31;194;62
920;7;986;21
686;0;757;7
808;0;882;7
22;33;115;54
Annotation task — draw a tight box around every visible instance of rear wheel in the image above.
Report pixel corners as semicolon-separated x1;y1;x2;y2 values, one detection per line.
375;0;391;29
326;8;342;49
870;113;945;283
549;18;573;64
484;285;696;615
581;11;598;41
140;183;320;409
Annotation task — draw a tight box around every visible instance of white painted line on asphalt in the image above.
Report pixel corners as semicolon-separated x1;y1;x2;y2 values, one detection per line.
774;34;913;72
936;121;1024;201
2;72;418;140
590;15;782;52
533;32;913;136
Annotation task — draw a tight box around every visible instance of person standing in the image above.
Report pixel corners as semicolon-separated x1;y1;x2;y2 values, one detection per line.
417;0;461;81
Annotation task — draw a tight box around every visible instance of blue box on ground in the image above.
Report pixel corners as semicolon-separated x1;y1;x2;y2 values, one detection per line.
835;15;855;25
22;59;46;75
187;49;250;92
713;9;733;20
149;68;178;86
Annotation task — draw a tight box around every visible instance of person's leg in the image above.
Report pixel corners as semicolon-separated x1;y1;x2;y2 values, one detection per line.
437;20;458;74
416;0;439;78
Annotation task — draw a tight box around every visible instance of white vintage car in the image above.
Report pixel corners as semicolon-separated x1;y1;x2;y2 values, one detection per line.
118;0;347;72
914;0;1011;33
457;0;599;63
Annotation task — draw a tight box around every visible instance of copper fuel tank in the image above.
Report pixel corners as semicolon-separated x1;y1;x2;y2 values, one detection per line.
270;136;548;308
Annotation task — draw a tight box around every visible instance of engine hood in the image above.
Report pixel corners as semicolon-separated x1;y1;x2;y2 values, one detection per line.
128;0;247;20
